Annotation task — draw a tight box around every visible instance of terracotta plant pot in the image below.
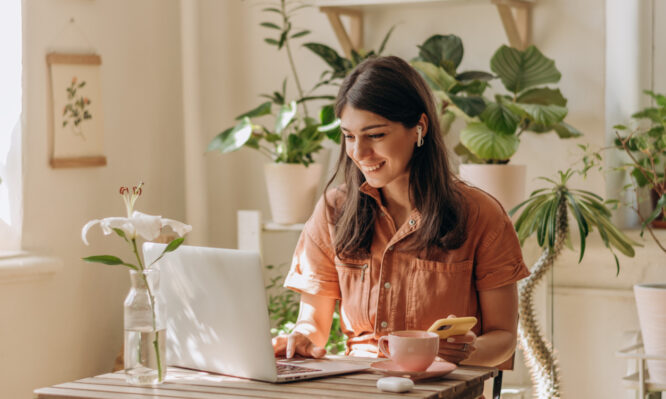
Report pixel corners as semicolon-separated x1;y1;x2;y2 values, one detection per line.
458;164;527;213
264;163;323;224
634;283;666;383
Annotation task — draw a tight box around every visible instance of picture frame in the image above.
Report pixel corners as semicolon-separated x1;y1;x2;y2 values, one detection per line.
46;53;106;168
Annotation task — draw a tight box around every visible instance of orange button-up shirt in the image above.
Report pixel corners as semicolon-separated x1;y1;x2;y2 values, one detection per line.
284;181;530;360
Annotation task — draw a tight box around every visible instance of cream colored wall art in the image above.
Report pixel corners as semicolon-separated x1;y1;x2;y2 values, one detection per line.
47;53;106;168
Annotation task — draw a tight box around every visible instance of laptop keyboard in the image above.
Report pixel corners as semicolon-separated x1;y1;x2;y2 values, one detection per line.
276;362;322;375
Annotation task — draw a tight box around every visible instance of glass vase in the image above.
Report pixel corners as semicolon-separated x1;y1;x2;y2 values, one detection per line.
124;268;166;385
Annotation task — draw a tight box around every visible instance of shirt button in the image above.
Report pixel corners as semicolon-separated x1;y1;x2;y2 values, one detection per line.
388;246;394;251
409;219;416;226
384;282;391;289
380;321;388;328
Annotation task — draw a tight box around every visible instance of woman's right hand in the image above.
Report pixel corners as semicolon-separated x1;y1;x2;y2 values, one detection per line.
272;331;327;359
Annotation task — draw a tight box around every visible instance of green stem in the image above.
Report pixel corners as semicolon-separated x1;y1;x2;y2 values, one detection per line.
131;239;163;381
281;0;308;118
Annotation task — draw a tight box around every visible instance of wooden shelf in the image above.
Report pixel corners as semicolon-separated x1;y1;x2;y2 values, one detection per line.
622;373;666;392
315;0;534;58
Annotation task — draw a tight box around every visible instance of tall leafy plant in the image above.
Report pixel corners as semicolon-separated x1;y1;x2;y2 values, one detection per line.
414;39;583;164
509;167;638;398
411;34;494;136
207;0;340;165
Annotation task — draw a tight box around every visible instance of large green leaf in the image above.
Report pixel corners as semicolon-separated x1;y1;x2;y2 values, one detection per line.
207;117;253;153
460;122;520;161
455;71;495;82
490;45;561;94
481;102;520;135
411;61;456;92
552;121;583;138
275;101;297;134
417;34;463;73
449;94;486;117
516;88;567;106
513;103;567;126
235;101;272;120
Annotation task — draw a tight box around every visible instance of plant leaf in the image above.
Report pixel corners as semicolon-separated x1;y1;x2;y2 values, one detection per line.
449;95;486;117
207;117;253;154
516;87;567;106
513;103;568;126
82;255;138;271
411;61;457;92
642;193;666;229
291;30;310;39
378;25;396;55
459;122;520;161
455;71;495;82
491;45;561;94
303;43;352;78
417;34;464;73
260;22;281;30
481;101;520;135
552;121;583;138
235;101;272;120
275;101;297;134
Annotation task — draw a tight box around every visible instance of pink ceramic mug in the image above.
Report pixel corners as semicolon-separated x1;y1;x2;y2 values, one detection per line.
377;330;439;372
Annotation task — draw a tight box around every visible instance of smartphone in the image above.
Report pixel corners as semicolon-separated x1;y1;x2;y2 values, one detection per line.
427;317;477;339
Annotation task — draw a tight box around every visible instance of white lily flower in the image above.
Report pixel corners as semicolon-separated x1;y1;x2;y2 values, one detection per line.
82;211;192;245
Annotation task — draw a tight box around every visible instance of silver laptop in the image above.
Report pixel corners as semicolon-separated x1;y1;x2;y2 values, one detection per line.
142;243;368;382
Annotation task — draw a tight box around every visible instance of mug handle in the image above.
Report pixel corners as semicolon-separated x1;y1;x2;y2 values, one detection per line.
378;335;391;358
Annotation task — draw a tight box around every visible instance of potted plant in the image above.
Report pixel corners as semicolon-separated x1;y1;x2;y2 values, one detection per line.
614;89;666;384
509;167;639;398
207;0;340;224
414;37;582;211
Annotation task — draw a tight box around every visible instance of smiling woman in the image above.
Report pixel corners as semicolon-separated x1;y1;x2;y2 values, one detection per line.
272;56;531;373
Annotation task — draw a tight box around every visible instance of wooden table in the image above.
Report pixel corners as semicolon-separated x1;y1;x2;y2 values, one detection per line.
34;358;498;399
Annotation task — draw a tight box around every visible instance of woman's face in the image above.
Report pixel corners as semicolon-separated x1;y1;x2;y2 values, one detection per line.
340;105;421;190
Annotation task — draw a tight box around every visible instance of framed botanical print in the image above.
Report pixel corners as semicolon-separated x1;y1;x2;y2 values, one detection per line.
46;53;106;168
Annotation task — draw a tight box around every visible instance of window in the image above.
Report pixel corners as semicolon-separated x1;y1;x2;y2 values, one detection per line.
0;0;22;253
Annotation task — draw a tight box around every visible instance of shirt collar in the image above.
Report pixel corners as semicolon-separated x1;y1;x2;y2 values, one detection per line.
358;182;423;228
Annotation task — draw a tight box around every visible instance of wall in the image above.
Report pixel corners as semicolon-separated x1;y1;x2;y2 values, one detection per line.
0;0;185;398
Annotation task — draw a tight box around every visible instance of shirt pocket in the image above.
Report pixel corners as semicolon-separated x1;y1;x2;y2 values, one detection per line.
406;259;474;331
335;257;371;332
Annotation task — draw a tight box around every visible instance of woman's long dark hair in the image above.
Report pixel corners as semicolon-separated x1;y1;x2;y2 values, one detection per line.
325;56;468;258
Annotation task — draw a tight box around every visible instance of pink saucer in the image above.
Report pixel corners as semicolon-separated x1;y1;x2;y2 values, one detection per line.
370;360;457;381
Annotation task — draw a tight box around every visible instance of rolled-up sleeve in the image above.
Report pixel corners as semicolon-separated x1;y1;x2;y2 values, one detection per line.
474;209;530;291
284;197;341;299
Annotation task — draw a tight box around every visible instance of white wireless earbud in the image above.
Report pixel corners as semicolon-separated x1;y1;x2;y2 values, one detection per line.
416;126;424;147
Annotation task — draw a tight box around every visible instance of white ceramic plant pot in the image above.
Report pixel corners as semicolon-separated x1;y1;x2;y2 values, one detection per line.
458;164;527;213
634;283;666;383
264;163;323;224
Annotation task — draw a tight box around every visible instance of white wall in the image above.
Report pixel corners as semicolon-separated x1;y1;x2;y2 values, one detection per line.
0;1;185;398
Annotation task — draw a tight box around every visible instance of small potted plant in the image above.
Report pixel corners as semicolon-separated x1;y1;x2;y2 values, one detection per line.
414;37;582;211
614;89;666;384
207;0;340;224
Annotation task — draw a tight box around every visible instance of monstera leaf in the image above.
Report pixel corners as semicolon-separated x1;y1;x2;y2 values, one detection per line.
460;122;520;161
491;45;561;94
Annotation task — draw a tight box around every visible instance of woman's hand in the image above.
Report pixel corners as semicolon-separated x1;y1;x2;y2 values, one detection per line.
436;314;477;364
272;331;327;359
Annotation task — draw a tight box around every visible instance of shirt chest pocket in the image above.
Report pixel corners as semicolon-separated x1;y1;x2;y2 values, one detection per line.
406;259;474;330
335;257;371;330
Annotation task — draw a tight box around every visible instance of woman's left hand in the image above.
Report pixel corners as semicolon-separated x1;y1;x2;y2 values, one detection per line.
437;330;477;364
